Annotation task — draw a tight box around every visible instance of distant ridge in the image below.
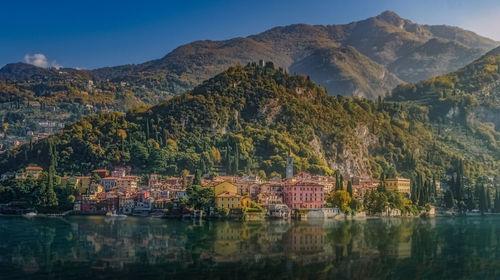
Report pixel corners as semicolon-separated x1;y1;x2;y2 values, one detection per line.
2;11;497;100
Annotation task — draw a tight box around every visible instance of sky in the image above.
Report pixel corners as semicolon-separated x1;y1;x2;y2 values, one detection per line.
2;0;500;69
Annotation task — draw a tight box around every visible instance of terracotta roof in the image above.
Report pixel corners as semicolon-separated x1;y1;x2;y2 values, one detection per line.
25;166;43;171
101;177;120;180
216;191;242;198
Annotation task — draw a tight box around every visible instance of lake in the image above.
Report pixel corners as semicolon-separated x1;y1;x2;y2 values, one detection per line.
1;216;500;279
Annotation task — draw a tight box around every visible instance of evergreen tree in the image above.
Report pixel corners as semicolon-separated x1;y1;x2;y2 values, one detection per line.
234;143;239;173
193;169;202;185
479;184;487;215
486;187;492;211
334;171;340;191
46;140;58;208
494;187;500;213
444;189;455;209
347;181;353;197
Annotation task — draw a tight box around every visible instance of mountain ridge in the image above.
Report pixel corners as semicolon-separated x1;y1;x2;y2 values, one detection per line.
2;11;497;98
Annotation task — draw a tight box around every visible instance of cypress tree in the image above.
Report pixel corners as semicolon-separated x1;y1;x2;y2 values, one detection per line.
193;169;202;185
47;140;58;207
444;189;455;209
347;181;353;197
335;171;340;192
494;187;500;213
234;143;239;173
486;187;492;211
479;184;487;215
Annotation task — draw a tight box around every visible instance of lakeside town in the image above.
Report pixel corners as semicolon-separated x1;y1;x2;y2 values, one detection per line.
0;154;431;220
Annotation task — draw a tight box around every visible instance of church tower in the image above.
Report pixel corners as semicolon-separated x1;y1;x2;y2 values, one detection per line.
286;152;293;179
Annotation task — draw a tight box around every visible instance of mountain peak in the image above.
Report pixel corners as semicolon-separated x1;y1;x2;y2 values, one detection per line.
375;10;405;25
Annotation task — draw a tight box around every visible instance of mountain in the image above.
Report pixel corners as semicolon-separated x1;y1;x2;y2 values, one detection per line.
388;46;500;170
0;11;497;150
89;11;497;98
389;46;500;125
3;11;497;99
2;63;498;182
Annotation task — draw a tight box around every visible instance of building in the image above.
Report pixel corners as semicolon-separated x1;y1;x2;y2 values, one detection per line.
100;177;119;191
268;204;290;218
214;182;238;196
282;182;324;209
216;192;243;209
25;166;43;179
61;176;92;194
351;177;379;200
116;176;139;190
119;196;135;214
385;178;411;195
111;168;126;178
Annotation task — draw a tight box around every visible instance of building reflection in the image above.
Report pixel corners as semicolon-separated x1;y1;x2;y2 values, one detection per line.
0;216;452;279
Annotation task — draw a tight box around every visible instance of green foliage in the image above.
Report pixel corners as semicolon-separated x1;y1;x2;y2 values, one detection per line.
333;190;352;213
364;190;417;215
186;185;214;212
0;63;496;184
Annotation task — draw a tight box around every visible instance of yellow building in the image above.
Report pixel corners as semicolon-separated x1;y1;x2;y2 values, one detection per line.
214;182;238;196
385;178;411;195
216;192;243;209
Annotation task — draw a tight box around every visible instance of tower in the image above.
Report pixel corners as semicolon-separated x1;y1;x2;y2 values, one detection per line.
286;152;293;179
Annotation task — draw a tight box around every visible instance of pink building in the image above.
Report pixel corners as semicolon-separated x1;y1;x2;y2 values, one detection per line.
282;182;324;209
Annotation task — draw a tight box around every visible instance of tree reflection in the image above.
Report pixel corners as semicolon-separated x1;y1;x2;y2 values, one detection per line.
2;217;500;279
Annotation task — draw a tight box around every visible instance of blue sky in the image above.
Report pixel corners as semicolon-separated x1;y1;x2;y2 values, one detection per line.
2;0;500;69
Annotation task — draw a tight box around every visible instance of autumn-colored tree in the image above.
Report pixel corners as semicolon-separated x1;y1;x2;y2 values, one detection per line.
333;190;351;213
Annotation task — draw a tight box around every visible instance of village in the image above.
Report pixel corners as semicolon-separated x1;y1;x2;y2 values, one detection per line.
1;154;420;220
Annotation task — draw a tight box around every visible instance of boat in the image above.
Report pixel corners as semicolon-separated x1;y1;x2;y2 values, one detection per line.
106;211;127;218
23;212;37;217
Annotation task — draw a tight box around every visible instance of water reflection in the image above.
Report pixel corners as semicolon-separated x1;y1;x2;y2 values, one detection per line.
1;216;500;279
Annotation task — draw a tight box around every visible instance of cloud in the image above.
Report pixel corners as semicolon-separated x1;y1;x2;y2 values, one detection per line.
24;53;62;69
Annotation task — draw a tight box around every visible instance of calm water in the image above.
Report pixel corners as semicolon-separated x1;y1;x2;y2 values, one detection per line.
1;216;500;280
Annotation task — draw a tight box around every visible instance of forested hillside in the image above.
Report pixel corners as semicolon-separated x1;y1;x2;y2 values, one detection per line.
1;64;497;184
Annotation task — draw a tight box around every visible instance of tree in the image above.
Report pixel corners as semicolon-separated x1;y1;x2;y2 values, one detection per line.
333;190;351;213
494;187;500;213
257;170;267;181
444;189;455;209
39;140;59;209
364;190;389;214
181;169;190;187
186;185;214;212
347;181;353;197
193;169;202;185
479;184;487;215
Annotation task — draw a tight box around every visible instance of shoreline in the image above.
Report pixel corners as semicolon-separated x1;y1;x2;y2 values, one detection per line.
5;212;500;220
